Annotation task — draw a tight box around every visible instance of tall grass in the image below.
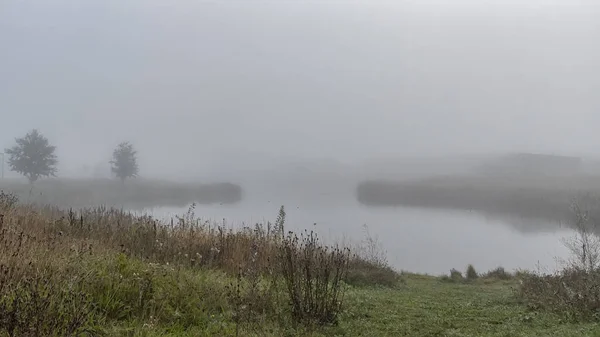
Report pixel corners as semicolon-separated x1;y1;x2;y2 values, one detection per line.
0;193;397;335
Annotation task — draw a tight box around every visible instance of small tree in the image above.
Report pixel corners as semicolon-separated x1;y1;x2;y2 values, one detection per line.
110;142;138;183
466;264;479;281
4;129;58;183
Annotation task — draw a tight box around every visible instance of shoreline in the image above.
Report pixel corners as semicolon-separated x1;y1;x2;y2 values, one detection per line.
0;178;243;209
355;175;600;223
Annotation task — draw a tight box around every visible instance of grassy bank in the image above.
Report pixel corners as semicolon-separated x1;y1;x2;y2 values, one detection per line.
0;193;398;336
0;178;242;209
2;192;600;336
355;175;600;223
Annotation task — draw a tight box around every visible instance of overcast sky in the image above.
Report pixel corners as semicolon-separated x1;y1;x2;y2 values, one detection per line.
1;0;599;177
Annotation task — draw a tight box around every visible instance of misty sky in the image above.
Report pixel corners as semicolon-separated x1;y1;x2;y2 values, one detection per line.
1;0;599;177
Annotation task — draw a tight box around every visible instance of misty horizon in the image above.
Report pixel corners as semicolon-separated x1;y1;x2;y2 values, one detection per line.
2;0;600;180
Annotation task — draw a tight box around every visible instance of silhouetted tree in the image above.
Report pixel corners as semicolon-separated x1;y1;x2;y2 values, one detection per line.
110;142;138;183
4;129;58;183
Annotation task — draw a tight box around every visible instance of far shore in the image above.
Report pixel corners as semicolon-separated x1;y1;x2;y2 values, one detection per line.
0;178;243;209
356;174;600;224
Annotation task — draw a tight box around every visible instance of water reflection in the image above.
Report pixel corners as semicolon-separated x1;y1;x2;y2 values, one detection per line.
140;200;573;275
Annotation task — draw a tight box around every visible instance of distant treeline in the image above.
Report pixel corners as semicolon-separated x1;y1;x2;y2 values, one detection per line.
355;176;592;222
0;178;242;209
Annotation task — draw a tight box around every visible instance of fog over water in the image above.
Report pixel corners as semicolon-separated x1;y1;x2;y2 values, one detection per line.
2;0;599;273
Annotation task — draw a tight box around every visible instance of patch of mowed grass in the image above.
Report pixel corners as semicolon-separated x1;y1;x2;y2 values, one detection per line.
339;274;600;337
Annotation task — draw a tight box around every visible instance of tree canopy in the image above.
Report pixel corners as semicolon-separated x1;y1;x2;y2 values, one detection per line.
110;142;138;182
5;129;58;183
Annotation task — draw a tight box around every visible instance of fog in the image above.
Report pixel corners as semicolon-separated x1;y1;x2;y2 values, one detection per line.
3;0;600;273
2;0;599;180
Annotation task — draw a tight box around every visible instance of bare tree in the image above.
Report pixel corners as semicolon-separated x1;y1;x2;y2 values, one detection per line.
562;194;600;271
4;129;58;184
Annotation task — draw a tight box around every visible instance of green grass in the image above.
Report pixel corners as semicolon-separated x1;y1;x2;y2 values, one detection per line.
337;275;600;337
97;271;600;336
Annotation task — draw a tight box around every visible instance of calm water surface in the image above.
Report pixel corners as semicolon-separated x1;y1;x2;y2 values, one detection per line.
139;198;573;275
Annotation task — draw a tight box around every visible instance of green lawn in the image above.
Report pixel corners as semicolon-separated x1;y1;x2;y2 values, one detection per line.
336;274;600;337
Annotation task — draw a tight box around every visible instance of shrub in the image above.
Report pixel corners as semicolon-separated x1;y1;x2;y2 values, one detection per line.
347;225;400;287
519;197;600;321
450;268;464;281
514;269;533;279
465;264;478;281
518;268;600;321
440;268;464;283
346;259;400;287
482;267;513;280
278;229;351;325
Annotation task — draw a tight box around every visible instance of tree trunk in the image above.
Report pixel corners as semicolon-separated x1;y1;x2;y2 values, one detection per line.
27;176;35;198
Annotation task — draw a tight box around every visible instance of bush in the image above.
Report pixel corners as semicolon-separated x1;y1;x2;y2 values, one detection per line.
515;269;533;279
518;197;600;321
482;267;513;280
465;264;478;281
450;268;463;281
518;268;600;321
346;259;400;287
347;225;400;287
440;268;464;283
278;229;351;325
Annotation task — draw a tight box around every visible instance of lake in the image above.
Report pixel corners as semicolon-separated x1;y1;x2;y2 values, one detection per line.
140;198;573;275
